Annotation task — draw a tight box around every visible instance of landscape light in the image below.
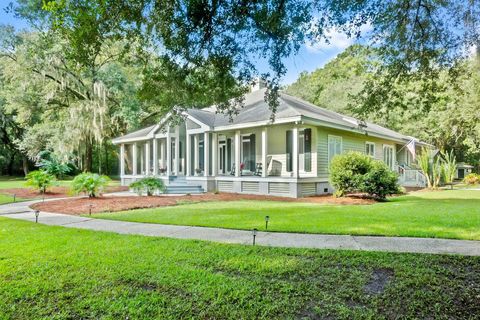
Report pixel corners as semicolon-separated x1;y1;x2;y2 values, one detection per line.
265;215;270;230
252;228;258;246
89;204;93;216
13;194;16;203
34;210;40;223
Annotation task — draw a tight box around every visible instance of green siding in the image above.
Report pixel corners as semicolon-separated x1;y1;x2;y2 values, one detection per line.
316;126;400;177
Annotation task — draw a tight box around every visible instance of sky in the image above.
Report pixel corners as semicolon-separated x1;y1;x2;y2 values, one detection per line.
0;6;364;85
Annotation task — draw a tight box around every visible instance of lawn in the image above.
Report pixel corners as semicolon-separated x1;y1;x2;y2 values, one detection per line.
94;190;480;240
0;176;121;190
0;217;479;319
0;194;26;205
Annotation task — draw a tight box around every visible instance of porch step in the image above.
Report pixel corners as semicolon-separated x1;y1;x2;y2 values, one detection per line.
165;185;205;194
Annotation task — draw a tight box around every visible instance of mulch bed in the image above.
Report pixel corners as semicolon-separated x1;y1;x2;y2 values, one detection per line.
31;193;375;215
0;186;129;199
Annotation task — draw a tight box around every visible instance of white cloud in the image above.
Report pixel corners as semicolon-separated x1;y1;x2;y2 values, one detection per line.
306;22;373;53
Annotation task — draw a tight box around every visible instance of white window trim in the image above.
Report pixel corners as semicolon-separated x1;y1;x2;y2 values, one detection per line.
365;141;376;158
328;135;343;164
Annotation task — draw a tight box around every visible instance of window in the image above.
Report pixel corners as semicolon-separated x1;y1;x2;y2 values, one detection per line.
365;142;375;158
241;134;256;172
328;135;342;165
286;130;293;172
383;145;394;169
299;128;312;172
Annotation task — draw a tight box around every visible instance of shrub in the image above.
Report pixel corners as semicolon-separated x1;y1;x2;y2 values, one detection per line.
362;161;401;201
330;152;372;197
130;177;166;196
25;170;55;193
463;173;480;185
37;151;73;179
330;151;401;200
71;172;110;198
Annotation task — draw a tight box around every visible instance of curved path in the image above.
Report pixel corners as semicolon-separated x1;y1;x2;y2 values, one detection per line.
1;199;479;256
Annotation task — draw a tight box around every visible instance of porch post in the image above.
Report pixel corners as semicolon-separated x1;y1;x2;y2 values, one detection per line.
194;134;199;174
132;142;138;176
152;139;158;176
261;127;268;178
186;133;191;176
292;127;299;178
204;132;210;176
145;141;150;175
211;132;217;176
174;126;180;175
120;144;125;176
166;129;172;176
235;130;241;177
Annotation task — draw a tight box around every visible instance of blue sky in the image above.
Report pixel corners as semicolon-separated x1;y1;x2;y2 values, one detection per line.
0;6;360;85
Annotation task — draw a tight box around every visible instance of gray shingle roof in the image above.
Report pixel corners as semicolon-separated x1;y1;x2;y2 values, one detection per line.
114;88;416;143
112;124;156;143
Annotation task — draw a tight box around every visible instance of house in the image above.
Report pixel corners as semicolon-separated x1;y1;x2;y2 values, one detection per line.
112;85;428;197
455;162;474;180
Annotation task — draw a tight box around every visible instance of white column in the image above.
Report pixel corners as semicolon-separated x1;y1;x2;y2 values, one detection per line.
204;132;210;176
235;130;241;177
120;144;125;176
174;126;180;175
194;134;199;174
261;127;268;177
132;142;138;175
145;141;150;175
152;139;158;176
186;133;191;176
292;127;299;178
166;130;172;176
211;133;217;176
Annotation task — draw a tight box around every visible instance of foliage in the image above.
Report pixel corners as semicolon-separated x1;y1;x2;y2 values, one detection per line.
362;161;401;201
25;170;54;193
329;152;400;199
416;149;433;188
329;151;372;197
71;172;110;198
463;173;480;185
129;177;166;196
286;45;374;114
441;150;457;185
36;151;72;178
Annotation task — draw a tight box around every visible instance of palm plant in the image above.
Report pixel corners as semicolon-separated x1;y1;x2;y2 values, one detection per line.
417;148;432;189
441;150;457;189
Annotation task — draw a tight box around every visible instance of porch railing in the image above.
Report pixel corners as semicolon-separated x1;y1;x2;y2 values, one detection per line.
398;166;427;187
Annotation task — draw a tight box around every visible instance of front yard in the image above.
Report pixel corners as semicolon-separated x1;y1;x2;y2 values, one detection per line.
0;217;479;319
90;190;480;240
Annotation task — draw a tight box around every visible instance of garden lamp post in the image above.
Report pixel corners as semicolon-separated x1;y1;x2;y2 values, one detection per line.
89;204;93;216
13;194;16;203
265;215;270;230
252;228;258;246
34;210;40;223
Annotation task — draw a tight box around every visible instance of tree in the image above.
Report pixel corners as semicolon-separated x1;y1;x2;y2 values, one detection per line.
12;0;480;115
0;28;147;173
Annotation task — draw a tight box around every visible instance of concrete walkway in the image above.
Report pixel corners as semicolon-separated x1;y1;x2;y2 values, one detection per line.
1;199;480;256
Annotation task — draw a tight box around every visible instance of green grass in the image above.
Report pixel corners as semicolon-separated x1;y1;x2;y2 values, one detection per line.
0;194;27;205
0;176;120;190
0;217;479;319
94;190;480;241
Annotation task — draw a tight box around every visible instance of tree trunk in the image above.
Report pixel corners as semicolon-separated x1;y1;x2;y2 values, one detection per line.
22;156;29;176
7;154;15;176
85;138;93;172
